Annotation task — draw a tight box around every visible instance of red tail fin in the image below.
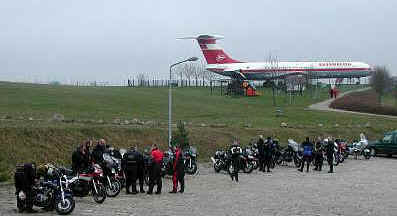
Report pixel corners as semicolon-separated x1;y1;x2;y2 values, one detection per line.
179;35;242;64
196;35;241;64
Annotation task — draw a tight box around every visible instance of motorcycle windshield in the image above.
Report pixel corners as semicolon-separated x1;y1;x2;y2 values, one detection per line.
190;146;197;155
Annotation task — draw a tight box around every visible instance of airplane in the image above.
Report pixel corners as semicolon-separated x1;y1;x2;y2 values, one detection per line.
181;35;373;80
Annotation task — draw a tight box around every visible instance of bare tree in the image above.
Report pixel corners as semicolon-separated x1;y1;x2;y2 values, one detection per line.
182;63;194;87
370;66;392;104
193;61;205;87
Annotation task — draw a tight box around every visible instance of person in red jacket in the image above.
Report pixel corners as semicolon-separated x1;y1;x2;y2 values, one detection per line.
170;145;185;193
148;145;163;194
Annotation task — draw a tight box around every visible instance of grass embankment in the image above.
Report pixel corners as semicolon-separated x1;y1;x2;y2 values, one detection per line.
0;82;396;181
330;89;397;116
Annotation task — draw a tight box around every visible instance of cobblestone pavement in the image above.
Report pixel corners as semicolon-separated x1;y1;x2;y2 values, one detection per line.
1;157;397;216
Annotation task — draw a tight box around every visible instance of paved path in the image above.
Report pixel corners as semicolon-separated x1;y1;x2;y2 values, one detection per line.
1;157;397;216
308;87;397;119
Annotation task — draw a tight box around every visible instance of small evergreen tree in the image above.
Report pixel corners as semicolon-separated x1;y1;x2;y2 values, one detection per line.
171;120;190;150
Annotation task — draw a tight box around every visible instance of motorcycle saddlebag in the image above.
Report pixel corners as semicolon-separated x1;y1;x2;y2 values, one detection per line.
14;163;36;190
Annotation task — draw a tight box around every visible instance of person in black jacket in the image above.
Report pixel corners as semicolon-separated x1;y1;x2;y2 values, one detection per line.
257;135;265;172
263;137;273;173
299;137;314;172
72;142;90;174
14;163;37;213
122;147;144;194
326;138;335;173
91;139;107;164
313;137;324;171
229;140;242;182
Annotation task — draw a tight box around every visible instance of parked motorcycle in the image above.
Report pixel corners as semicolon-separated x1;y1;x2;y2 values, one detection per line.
349;139;371;160
211;150;232;174
275;139;302;167
15;164;75;215
101;153;122;197
184;146;198;175
161;148;175;176
241;147;256;173
61;164;107;204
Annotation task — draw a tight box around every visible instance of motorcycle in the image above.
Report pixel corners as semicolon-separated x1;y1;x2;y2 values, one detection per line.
349;139;371;160
184;146;198;175
15;164;75;215
211;150;232;174
101;153;122;197
275;139;302;167
335;139;348;161
240;147;256;173
61;164;107;204
161;148;175;176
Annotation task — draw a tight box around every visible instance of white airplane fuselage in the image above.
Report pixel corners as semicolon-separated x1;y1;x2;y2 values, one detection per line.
184;35;373;80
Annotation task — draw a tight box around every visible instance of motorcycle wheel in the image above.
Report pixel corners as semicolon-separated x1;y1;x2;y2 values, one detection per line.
252;160;259;170
92;184;106;204
16;196;26;213
364;151;371;160
293;157;301;168
185;163;198;175
339;154;345;163
214;161;222;173
243;162;254;174
333;153;340;166
106;178;121;198
55;197;75;215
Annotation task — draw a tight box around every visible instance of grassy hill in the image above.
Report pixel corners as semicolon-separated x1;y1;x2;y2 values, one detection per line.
0;82;396;181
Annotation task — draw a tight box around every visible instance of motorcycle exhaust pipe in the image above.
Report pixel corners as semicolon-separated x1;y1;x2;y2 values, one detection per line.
210;157;216;164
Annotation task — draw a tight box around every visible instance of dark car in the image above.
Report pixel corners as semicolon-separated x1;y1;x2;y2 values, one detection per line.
368;130;397;157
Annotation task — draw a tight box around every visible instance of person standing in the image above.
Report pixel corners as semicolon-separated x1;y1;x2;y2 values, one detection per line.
91;139;107;164
122;147;140;194
257;135;265;172
72;142;90;174
313;138;324;171
148;145;163;194
229;140;242;181
170;145;185;193
325;138;335;173
263;137;273;173
299;137;314;172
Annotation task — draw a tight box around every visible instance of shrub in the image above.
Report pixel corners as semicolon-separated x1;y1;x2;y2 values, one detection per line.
330;89;397;116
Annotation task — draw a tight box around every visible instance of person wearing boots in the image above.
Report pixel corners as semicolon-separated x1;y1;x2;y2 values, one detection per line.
257;135;265;172
148;145;163;195
325;138;335;173
263;137;273;173
313;138;324;171
170;145;185;193
299;137;314;172
122;147;143;194
229;140;242;181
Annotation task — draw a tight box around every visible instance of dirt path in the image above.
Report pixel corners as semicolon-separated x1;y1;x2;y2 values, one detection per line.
1;157;397;216
308;87;397;119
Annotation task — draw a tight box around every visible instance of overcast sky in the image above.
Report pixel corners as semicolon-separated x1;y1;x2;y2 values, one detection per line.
0;0;396;84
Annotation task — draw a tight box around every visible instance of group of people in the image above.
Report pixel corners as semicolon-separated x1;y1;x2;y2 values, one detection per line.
71;139;186;195
226;135;338;182
300;137;337;173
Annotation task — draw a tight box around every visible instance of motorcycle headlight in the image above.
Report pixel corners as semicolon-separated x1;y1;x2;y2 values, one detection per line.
111;168;116;174
18;191;26;200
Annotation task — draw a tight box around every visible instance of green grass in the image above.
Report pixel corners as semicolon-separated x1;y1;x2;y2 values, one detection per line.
0;82;396;181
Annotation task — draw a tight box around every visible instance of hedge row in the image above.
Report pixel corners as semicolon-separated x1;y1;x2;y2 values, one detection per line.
330;90;397;116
